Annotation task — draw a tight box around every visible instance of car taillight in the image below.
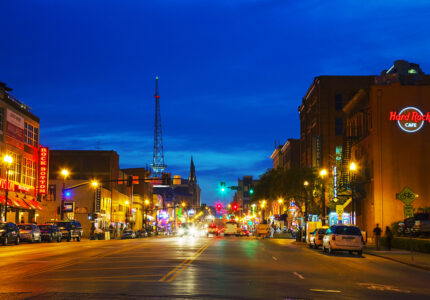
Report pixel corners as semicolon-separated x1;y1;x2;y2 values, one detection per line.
332;235;336;241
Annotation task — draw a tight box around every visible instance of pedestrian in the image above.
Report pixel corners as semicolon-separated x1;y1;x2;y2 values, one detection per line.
373;223;382;250
385;226;393;251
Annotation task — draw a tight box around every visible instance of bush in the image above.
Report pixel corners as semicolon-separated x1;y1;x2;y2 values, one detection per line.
381;237;430;253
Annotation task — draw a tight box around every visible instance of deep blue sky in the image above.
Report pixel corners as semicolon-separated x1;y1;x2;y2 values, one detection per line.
1;1;430;205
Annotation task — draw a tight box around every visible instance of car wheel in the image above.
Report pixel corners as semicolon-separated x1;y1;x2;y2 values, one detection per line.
15;236;20;245
3;237;8;246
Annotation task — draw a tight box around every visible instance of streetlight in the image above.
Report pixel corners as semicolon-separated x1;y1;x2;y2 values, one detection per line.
91;180;99;228
349;162;358;224
319;169;328;226
60;169;69;220
3;155;13;222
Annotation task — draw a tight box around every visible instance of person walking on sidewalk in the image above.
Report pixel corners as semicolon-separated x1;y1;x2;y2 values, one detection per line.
373;224;382;250
385;226;393;251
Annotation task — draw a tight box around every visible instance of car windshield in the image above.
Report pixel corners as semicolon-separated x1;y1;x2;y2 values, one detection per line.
318;229;327;234
39;225;52;230
18;225;34;230
334;226;362;236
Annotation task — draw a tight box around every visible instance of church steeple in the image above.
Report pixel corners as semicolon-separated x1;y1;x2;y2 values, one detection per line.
189;156;196;183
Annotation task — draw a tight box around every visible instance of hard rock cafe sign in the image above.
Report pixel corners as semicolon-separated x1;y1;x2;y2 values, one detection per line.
389;107;430;133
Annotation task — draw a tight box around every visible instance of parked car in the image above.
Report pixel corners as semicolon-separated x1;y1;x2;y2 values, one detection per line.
308;227;328;249
121;230;136;239
38;224;62;242
136;229;148;238
51;220;83;242
322;225;364;256
18;224;41;243
411;213;430;236
0;222;20;246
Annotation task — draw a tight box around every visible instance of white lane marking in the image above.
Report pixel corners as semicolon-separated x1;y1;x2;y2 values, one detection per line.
272;256;278;261
357;283;411;293
310;289;341;293
293;271;304;279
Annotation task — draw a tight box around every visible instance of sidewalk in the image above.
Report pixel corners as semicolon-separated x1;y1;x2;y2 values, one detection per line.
364;244;430;271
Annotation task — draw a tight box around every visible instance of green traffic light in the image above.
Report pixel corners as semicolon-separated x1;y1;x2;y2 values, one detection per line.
221;187;225;192
249;189;254;194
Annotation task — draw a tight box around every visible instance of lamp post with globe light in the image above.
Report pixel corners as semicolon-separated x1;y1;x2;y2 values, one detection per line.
3;155;13;222
319;169;328;225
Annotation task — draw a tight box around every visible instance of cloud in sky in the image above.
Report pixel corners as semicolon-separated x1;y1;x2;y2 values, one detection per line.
1;0;430;204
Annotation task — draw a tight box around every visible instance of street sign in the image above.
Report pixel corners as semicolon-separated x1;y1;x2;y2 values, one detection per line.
396;187;417;205
404;217;415;228
95;187;101;213
404;205;414;219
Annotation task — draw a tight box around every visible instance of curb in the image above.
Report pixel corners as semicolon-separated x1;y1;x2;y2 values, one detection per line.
364;250;430;272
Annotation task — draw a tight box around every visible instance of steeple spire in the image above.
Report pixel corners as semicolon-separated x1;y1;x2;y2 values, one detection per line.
189;156;196;183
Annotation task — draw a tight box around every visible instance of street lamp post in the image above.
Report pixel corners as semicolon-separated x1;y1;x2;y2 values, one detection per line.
349;162;357;225
303;180;309;241
60;169;69;220
3;155;13;222
319;169;327;226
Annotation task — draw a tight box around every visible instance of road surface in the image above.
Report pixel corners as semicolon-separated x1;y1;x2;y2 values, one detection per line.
0;236;429;299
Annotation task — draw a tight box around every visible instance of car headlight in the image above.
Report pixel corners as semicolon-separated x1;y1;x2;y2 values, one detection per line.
189;227;197;235
178;228;184;235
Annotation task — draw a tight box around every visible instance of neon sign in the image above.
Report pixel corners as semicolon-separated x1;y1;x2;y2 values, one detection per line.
38;147;49;194
389;107;430;133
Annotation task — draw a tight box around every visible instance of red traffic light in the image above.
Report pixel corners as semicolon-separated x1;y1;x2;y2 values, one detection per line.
216;203;222;210
232;203;238;211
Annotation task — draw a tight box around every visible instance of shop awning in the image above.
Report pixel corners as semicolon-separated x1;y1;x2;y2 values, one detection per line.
0;195;30;209
22;196;43;210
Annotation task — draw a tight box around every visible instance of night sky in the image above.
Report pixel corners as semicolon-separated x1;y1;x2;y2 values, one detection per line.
1;1;429;205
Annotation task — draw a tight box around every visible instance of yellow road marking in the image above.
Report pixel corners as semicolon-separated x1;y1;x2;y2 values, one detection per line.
167;243;210;282
159;242;211;282
59;266;173;271
45;274;161;280
310;289;341;293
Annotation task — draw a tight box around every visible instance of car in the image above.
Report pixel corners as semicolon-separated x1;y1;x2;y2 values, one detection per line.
322;225;364;256
51;220;83;242
121;230;136;239
38;224;62;242
0;222;20;246
224;221;239;236
18;224;41;243
136;229;148;238
308;227;328;249
207;224;218;237
411;213;430;236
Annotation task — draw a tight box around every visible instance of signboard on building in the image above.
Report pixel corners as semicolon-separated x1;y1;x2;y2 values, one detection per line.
312;136;321;168
38;147;49;195
63;202;74;212
390;107;430;133
95;187;101;213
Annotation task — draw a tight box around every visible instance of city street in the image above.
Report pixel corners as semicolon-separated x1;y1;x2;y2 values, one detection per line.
0;237;429;299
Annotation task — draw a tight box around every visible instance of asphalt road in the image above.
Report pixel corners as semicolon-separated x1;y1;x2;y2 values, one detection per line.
0;236;429;299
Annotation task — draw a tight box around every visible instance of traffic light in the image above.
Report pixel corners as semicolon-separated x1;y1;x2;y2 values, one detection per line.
127;175;133;187
220;181;226;193
216;203;222;211
249;184;254;195
232;203;238;211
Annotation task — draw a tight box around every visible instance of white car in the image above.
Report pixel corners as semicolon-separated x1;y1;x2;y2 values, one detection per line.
322;225;364;256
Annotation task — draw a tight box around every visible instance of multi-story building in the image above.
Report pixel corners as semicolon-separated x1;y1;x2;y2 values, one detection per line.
343;60;430;235
270;139;300;170
236;176;259;213
40;150;131;237
0;82;42;224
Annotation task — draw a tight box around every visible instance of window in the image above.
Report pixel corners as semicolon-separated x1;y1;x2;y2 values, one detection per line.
7;151;22;183
24;122;39;147
335;94;343;111
335;118;343;136
22;158;37;187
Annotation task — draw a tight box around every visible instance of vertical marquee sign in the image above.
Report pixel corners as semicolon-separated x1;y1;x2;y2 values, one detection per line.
39;147;49;195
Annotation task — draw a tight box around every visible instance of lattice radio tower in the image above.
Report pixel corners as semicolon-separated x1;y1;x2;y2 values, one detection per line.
151;76;166;177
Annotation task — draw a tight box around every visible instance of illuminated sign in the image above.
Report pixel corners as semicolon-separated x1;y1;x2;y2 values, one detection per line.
389;107;430;133
38;147;49;194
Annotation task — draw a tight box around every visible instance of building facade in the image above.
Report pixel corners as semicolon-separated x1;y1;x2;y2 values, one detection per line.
0;82;42;224
270;139;300;170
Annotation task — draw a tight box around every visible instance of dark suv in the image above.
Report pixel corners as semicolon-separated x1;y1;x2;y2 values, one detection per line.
52;220;83;242
0;222;20;246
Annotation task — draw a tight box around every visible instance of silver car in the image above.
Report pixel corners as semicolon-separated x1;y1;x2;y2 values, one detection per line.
18;224;41;243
